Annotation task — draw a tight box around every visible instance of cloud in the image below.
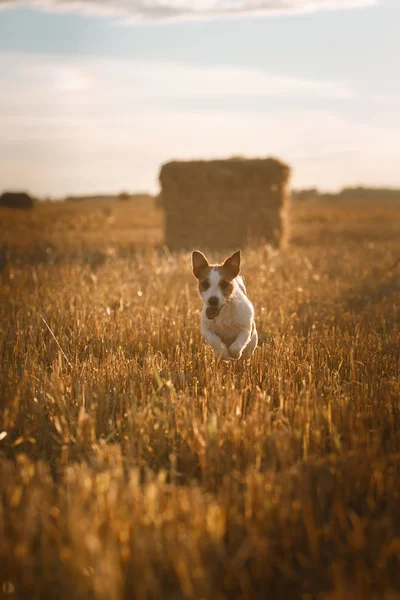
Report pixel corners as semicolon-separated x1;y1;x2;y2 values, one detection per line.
0;0;381;22
0;52;356;103
2;103;399;196
0;50;398;197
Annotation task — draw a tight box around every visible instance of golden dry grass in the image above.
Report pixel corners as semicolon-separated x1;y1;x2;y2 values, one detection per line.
0;197;400;600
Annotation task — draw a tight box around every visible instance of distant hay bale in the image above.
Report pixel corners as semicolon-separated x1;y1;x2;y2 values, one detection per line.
159;157;291;251
0;191;35;209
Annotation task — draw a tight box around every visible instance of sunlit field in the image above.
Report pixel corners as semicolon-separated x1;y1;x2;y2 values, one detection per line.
1;196;400;599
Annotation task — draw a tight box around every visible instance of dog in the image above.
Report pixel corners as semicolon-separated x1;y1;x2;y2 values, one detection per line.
192;250;257;361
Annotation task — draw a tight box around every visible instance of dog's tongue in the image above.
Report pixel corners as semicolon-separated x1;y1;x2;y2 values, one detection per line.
206;306;221;320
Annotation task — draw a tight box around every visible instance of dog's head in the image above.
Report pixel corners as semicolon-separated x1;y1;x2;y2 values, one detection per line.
192;250;241;319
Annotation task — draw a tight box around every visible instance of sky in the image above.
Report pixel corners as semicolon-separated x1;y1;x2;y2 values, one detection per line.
0;0;399;197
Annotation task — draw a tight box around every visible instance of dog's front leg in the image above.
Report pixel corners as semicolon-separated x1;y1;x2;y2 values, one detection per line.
243;327;258;359
201;327;231;361
228;327;252;360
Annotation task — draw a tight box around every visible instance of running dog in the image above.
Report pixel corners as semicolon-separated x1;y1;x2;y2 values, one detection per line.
192;250;257;361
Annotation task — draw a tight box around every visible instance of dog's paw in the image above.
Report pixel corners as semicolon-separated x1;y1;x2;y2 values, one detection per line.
242;348;255;361
220;347;232;362
229;344;243;360
211;343;231;361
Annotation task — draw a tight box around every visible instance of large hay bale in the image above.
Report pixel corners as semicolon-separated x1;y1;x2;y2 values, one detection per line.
0;191;34;209
159;157;291;251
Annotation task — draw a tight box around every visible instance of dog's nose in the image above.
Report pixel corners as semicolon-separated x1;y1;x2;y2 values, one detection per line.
208;296;219;307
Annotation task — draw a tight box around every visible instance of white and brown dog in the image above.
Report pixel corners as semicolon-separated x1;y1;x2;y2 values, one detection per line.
192;250;257;361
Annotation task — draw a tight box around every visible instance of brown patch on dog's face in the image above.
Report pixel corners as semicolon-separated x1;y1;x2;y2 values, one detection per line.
215;250;241;300
217;276;234;299
192;251;214;297
198;276;211;294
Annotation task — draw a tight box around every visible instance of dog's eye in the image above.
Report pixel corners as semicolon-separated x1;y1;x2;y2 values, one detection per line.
200;280;210;291
220;280;230;290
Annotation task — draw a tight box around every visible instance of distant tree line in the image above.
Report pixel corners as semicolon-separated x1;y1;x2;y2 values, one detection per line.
292;186;400;201
1;186;400;210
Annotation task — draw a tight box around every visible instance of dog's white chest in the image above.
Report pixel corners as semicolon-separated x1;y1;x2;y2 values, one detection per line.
204;299;251;346
210;310;241;346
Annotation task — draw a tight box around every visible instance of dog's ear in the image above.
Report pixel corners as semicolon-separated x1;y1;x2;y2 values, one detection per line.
192;251;209;278
223;250;241;279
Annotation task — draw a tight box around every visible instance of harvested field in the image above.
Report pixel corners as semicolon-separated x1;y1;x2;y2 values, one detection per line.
0;197;400;600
